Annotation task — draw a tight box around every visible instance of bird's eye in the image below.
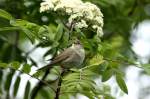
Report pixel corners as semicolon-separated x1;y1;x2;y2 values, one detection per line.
74;40;80;44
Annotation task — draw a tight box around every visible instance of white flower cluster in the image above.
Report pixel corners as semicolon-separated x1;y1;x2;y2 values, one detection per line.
40;0;104;37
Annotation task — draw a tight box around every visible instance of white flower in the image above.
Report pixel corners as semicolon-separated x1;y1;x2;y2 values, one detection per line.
92;25;103;37
75;20;88;29
40;0;104;37
40;0;54;12
68;13;83;24
97;27;103;37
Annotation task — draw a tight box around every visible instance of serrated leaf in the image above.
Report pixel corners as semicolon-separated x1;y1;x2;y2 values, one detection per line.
116;75;128;94
55;23;63;41
63;73;80;81
24;81;31;99
102;69;113;82
80;80;95;90
13;76;21;97
59;32;70;48
82;92;95;99
0;9;13;20
22;64;31;74
10;61;20;70
89;54;104;66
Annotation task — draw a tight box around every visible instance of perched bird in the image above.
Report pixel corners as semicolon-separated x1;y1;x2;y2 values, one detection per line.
38;40;85;70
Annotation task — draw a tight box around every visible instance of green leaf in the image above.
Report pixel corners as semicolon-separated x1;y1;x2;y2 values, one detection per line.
80;80;95;90
0;62;8;68
10;19;39;43
21;27;35;43
55;23;64;41
142;64;150;75
142;64;150;67
51;41;59;48
39;88;51;99
24;81;31;99
10;61;20;70
13;76;21;97
89;54;104;66
0;27;20;31
116;75;128;94
4;70;15;91
59;32;70;48
102;69;113;82
0;9;13;20
81;91;95;99
22;64;31;74
60;94;70;99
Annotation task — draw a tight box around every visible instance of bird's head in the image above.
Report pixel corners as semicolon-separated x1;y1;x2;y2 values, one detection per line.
71;39;83;49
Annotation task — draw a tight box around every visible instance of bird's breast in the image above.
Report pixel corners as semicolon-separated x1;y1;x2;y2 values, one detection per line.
61;48;85;68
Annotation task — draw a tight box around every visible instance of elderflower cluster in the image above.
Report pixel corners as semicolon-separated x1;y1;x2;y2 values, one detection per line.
40;0;104;37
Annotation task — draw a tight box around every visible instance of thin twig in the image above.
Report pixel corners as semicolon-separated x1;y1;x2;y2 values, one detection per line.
54;69;65;99
8;67;55;91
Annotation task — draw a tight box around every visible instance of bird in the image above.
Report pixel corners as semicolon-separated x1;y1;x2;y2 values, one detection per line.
38;40;85;70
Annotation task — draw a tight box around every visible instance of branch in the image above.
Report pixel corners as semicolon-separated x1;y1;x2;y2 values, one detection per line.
54;69;66;99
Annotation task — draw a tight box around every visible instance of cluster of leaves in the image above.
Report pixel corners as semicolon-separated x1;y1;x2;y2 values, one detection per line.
0;8;115;99
0;61;31;99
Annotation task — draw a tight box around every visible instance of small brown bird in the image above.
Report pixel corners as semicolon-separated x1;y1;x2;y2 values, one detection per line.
38;40;85;70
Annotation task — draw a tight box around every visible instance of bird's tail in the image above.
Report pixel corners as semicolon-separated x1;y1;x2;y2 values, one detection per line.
37;64;53;71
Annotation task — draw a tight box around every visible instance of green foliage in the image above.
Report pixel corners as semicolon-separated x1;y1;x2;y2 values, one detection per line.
4;70;14;92
24;81;31;99
102;69;113;82
116;75;128;94
22;64;31;74
13;76;21;97
37;87;55;99
141;64;150;75
0;9;13;20
61;69;111;98
0;0;150;99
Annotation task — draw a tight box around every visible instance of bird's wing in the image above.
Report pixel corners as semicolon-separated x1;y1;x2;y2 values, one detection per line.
51;47;73;64
38;47;73;71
